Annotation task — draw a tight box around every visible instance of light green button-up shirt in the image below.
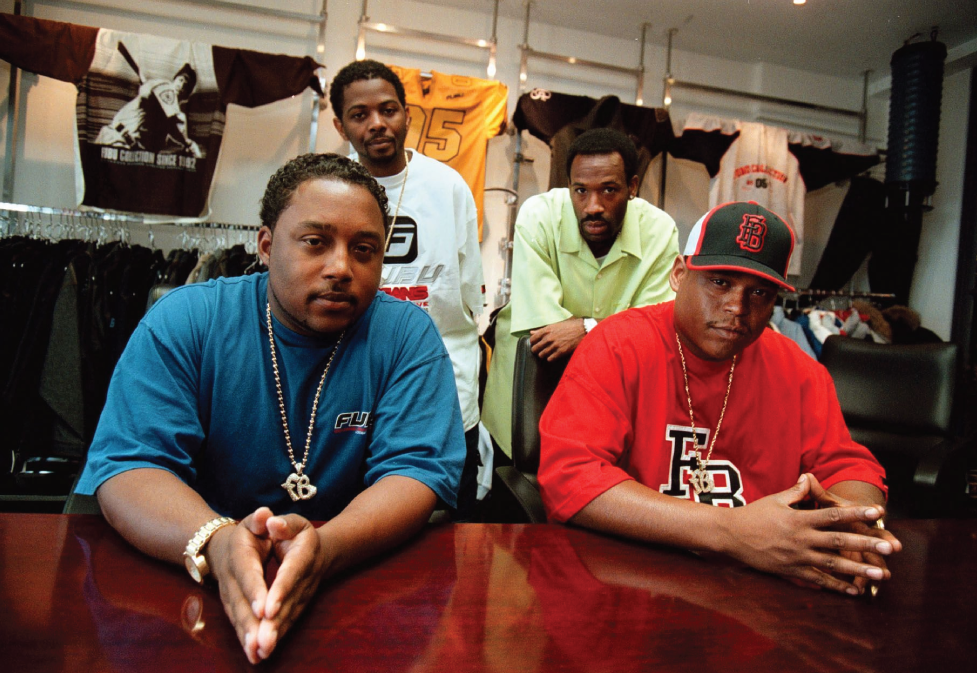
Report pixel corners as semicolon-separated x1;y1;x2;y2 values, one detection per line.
482;188;679;455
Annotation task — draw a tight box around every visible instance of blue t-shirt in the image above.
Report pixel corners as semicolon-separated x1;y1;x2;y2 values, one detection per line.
76;273;466;520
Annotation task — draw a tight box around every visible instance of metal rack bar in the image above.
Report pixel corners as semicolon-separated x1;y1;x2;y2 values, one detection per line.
40;0;323;24
2;1;25;204
517;2;647;105
666;78;864;118
0;201;262;230
662;27;867;121
308;0;329;152
784;289;897;299
521;46;642;78
356;0;499;79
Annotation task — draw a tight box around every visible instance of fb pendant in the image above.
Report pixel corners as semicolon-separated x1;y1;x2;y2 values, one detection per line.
282;472;317;501
689;468;714;495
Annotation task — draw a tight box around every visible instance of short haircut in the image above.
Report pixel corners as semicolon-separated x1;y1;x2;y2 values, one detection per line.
259;153;390;234
565;128;639;182
328;59;407;117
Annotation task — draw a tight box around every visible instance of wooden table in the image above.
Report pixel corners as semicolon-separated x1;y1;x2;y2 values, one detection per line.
2;514;975;672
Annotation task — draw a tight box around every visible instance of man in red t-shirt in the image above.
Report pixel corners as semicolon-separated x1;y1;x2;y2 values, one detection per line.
539;201;902;596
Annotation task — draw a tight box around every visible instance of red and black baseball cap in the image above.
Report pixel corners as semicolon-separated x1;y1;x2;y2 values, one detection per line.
683;201;796;291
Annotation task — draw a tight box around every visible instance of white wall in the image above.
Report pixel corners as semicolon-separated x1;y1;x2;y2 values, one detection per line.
909;68;971;341
1;0;970;338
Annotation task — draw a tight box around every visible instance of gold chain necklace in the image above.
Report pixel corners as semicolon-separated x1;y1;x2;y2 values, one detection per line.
675;332;736;495
383;151;410;253
266;302;344;502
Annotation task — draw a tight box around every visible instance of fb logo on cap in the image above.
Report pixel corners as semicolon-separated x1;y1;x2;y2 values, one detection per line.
735;214;767;253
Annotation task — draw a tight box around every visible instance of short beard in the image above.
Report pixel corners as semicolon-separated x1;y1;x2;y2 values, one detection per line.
267;282;343;340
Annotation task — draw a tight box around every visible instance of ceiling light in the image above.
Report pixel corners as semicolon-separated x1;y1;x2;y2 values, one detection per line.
794;0;806;5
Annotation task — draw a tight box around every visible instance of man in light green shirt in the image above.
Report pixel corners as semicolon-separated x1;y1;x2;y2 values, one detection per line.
483;129;679;457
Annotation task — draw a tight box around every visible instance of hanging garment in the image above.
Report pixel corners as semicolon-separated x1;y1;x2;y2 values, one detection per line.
513;89;674;191
770;306;818;359
809;176;886;290
670;113;880;276
809;176;923;303
0;14;322;217
0;231;261;498
387;65;508;240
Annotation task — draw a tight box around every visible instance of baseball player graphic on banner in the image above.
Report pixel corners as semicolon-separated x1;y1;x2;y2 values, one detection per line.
0;14;322;217
94;44;203;159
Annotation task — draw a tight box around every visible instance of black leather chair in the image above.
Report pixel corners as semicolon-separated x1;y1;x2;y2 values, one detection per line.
63;462;102;515
819;335;972;518
492;335;569;523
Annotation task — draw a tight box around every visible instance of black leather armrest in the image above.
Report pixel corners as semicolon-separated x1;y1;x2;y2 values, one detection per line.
63;491;102;515
909;432;974;517
494;466;547;523
913;434;971;491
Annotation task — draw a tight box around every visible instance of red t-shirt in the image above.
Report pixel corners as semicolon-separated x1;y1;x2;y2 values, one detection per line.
539;302;885;522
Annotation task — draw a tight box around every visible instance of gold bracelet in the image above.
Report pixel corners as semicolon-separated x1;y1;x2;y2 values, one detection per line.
183;516;237;585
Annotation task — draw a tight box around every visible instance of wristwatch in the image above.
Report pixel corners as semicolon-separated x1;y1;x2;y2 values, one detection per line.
583;318;598;333
183;516;237;584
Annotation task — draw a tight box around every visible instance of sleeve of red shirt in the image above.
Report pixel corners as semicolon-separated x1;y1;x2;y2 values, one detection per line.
538;321;638;522
800;360;888;498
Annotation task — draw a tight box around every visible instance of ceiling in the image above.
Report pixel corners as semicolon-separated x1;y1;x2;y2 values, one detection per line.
452;0;977;80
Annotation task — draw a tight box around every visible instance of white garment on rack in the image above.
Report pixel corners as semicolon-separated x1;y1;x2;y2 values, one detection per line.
674;113;880;277
684;114;805;274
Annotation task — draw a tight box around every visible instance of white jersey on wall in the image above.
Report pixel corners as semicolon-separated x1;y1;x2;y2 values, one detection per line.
675;113;880;277
364;149;485;432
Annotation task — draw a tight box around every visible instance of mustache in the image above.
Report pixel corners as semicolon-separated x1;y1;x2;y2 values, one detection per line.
311;289;356;304
582;216;610;225
708;322;747;333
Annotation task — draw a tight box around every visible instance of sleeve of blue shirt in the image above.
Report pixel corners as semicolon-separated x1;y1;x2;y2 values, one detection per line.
75;287;206;495
360;297;466;509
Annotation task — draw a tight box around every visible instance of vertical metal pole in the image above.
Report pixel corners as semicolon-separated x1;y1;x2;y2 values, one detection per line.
308;0;328;153
518;1;531;91
3;1;24;203
859;69;871;143
658;28;677;209
487;0;499;79
636;22;650;106
356;0;369;60
501;130;523;305
664;28;676;104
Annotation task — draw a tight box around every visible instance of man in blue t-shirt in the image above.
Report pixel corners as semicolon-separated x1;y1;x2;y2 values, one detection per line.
75;153;466;664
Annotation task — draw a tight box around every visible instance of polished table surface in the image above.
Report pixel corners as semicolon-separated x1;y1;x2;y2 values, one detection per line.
3;514;975;672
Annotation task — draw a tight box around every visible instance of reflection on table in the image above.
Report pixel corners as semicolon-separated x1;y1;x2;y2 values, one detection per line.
2;514;974;672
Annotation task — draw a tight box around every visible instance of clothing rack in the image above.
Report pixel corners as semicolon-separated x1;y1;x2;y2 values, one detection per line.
1;202;261;253
658;26;873;208
661;28;870;138
517;3;649;105
355;0;500;79
484;186;519;307
2;0;329;203
778;288;898;311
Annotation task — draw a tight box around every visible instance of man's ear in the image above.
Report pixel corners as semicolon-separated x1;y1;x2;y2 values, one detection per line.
332;116;349;142
628;174;639;199
668;256;686;293
257;226;273;267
